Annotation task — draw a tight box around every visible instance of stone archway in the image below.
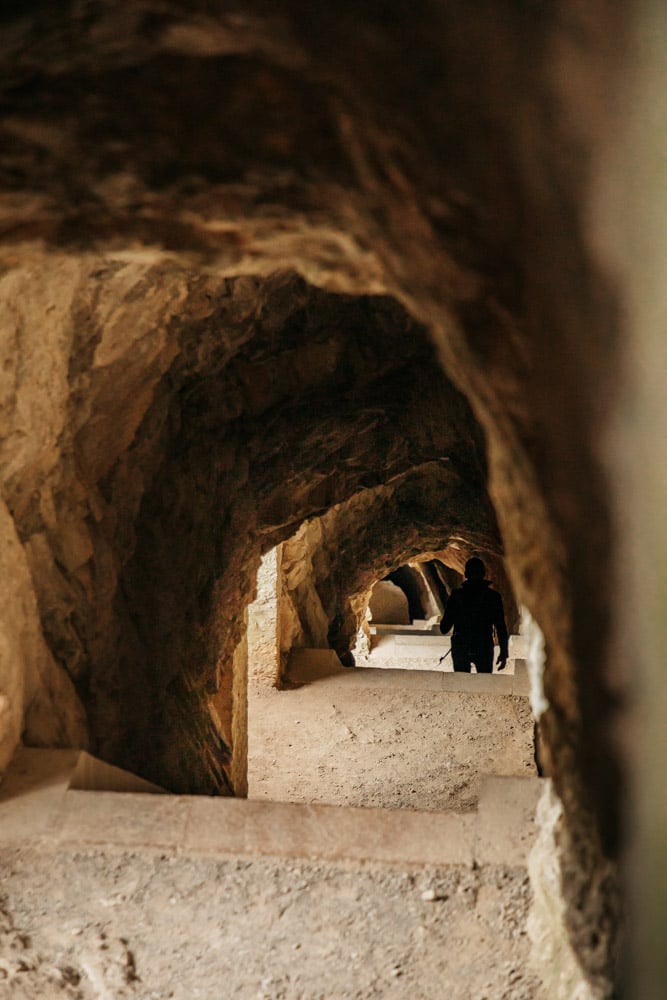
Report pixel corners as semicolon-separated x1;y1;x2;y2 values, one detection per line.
88;278;492;792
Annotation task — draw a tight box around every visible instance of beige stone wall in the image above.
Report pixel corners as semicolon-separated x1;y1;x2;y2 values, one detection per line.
0;499;88;774
248;546;283;688
528;785;602;1000
0;258;92;773
279;522;330;651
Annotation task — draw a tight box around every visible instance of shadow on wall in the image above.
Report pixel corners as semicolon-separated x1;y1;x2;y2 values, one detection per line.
368;579;411;625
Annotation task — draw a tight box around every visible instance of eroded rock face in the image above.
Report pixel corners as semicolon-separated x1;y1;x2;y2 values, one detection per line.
0;2;634;990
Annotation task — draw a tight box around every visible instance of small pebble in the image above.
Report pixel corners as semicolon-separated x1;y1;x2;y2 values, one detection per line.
421;887;448;902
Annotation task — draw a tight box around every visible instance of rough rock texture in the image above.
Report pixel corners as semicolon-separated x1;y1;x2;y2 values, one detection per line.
0;1;651;992
527;784;612;1000
229;616;248;797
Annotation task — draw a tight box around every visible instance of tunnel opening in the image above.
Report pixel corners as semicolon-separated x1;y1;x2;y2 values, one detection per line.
247;536;538;816
55;273;497;801
0;3;639;989
0;259;620;996
369;560;450;626
363;554;521;673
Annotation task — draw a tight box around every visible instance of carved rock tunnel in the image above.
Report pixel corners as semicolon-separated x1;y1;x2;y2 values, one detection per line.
81;278;507;795
0;249;616;993
3;2;665;996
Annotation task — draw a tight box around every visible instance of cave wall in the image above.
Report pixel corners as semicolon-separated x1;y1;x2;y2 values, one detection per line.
278;522;329;654
593;3;667;991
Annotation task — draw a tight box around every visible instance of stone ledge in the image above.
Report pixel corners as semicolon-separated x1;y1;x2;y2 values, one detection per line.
286;650;530;696
185;797;476;866
0;749;545;868
58;790;190;850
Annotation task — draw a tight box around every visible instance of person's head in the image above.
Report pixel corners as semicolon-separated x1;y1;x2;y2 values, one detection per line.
464;556;485;581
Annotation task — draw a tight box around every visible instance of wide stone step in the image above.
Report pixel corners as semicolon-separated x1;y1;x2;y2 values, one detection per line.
286;648;531;695
370;632;528;657
0;749;544;868
370;622;441;635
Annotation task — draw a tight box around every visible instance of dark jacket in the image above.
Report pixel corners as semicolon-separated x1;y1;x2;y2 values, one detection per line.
439;579;509;657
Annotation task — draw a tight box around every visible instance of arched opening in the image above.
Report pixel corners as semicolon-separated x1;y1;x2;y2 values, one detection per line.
247;539;537;815
76;277;486;794
369;560;449;626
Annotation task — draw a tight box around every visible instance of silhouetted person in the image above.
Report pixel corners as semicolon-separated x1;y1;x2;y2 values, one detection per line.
439;557;509;673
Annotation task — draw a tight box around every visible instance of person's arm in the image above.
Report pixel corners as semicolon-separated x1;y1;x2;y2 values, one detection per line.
494;593;509;668
439;591;458;635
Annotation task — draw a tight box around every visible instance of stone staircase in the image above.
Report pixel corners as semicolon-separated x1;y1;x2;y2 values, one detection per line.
369;630;528;662
1;642;541;998
1;748;543;868
0;750;547;998
285;641;531;697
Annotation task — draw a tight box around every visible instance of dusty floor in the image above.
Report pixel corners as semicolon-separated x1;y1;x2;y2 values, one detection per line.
248;679;536;812
0;667;542;999
0;847;542;1000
